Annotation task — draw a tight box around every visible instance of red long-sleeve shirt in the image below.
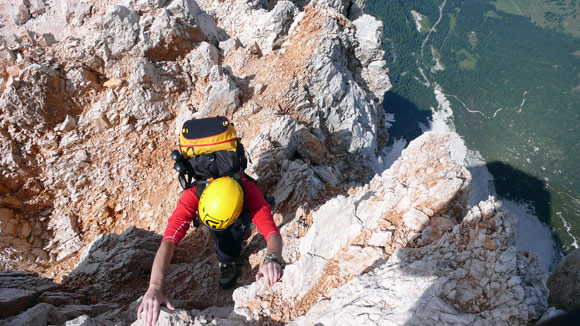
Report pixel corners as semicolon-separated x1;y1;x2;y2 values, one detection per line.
162;173;280;246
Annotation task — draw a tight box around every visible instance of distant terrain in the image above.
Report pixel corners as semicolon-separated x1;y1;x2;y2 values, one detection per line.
370;0;580;253
493;0;580;38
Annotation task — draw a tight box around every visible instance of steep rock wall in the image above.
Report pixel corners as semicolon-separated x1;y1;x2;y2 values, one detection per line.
0;0;390;277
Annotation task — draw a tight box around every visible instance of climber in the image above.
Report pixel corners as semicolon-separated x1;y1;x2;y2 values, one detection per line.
137;161;283;325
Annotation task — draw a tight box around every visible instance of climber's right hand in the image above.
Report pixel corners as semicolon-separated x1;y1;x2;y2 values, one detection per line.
137;285;175;326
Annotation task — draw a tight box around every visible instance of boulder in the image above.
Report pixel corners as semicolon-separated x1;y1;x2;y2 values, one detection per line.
547;247;580;311
185;42;219;79
140;8;207;61
199;65;241;116
353;15;383;66
100;5;140;58
9;1;31;25
0;271;60;319
28;0;46;17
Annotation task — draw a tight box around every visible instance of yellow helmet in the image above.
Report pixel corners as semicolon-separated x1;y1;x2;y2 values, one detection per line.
198;176;244;230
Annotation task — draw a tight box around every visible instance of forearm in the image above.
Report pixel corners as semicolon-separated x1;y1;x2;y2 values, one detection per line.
266;233;282;258
149;240;176;290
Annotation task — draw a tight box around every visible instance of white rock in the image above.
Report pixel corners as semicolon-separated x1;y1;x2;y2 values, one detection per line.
9;1;31;25
402;208;430;232
100;5;140;58
353;15;384;66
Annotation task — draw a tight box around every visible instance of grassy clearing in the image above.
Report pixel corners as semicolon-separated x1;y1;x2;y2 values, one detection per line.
456;49;478;70
449;13;457;31
485;10;503;19
493;0;580;38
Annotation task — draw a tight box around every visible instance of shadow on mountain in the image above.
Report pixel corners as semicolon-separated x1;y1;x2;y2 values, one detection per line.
487;161;551;223
486;160;564;254
383;91;432;146
0;225;273;325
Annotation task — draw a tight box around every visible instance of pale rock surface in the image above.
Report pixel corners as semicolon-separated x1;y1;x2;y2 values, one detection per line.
199;65;242;117
353;14;383;66
291;199;550;326
197;0;298;55
99;5;141;59
8;1;31;26
232;132;471;321
186;41;219;79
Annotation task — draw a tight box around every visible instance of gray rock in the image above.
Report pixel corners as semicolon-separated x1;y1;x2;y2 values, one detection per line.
9;1;31;25
186;42;219;79
64;227;162;303
69;0;93;26
28;0;46;17
547;247;580;311
167;0;224;46
199;65;241;116
2;303;65;326
101;5;140;58
219;37;243;56
140;7;207;61
64;315;98;326
289;198;549;326
0;272;60;319
353;15;383;66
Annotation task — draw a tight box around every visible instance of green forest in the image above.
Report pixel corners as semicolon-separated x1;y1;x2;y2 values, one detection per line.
369;0;580;253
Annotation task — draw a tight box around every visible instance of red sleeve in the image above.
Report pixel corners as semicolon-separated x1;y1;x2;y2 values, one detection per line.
162;187;198;246
242;175;281;242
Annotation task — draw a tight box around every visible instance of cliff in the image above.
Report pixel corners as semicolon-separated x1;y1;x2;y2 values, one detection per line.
0;0;556;325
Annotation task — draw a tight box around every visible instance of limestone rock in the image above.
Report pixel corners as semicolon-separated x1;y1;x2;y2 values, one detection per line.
185;41;219;79
353;15;383;66
99;5;141;59
67;0;93;26
46;214;82;261
140;7;207;61
233;132;472;320
291;127;327;165
291;199;549;326
200;65;241;116
219;37;243;56
9;1;31;26
28;0;46;17
547;247;580;311
165;0;224;46
253;1;299;54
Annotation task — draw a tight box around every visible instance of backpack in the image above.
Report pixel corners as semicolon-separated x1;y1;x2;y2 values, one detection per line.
171;116;276;222
171;116;247;192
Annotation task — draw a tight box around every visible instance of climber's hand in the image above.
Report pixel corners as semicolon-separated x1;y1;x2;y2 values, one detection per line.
137;285;175;326
256;260;282;286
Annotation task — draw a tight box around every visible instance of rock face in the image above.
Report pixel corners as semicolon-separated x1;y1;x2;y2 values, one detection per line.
0;0;390;273
231;132;549;325
290;199;549;326
0;271;119;325
547;248;580;311
0;0;554;325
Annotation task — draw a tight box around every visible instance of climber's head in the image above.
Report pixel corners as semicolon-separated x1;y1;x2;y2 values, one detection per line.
198;176;244;230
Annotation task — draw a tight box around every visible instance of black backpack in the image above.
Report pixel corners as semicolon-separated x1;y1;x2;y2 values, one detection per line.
171;116;275;215
171;116;247;190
